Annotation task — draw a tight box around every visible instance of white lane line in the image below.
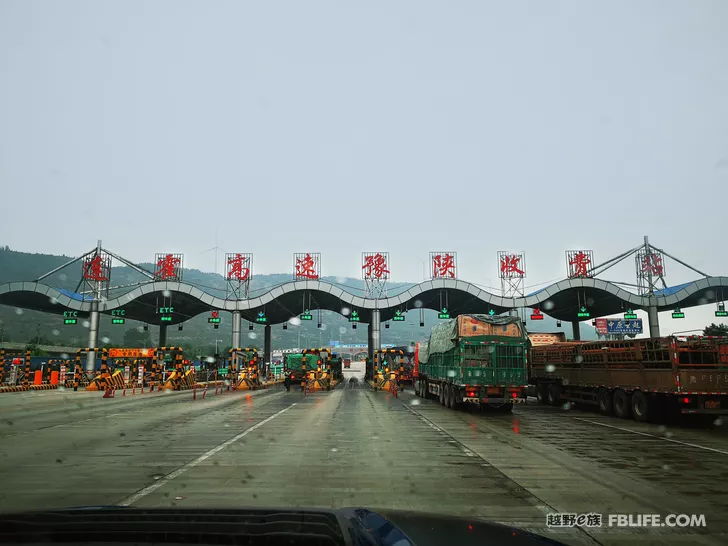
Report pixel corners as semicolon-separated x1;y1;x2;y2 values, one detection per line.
570;417;728;456
117;403;297;506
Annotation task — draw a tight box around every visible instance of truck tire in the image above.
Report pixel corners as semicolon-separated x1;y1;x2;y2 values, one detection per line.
597;388;613;415
414;379;420;396
536;384;548;405
445;383;453;408
546;383;561;406
422;379;428;399
439;383;445;405
631;390;651;422
613;389;631;419
447;384;456;409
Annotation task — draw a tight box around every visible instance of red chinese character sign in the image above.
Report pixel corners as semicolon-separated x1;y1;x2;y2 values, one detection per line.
498;252;525;279
498;251;526;298
154;253;184;281
566;250;594;278
430;252;457;279
635;249;666;294
226;253;252;298
83;253;110;282
294;253;321;280
362;252;390;280
362;252;390;298
82;251;111;294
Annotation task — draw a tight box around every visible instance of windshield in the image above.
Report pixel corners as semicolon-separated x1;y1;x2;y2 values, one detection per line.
1;1;727;545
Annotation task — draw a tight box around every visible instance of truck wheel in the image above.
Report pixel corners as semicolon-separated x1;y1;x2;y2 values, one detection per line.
421;379;428;399
613;389;631;419
444;383;452;408
439;384;445;405
450;385;460;409
631;391;651;422
546;383;561;406
597;389;613;415
447;384;456;409
536;384;548;405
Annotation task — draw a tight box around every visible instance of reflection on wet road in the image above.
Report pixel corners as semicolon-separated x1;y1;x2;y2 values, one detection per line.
0;382;726;545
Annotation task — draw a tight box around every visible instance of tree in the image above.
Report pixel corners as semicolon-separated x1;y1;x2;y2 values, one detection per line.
703;323;728;336
123;327;153;347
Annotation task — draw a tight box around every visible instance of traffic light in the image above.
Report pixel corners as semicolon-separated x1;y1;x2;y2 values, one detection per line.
248;324;254;330
143;324;149;331
385;323;390;329
178;324;183;331
283;323;288;330
214;324;219;330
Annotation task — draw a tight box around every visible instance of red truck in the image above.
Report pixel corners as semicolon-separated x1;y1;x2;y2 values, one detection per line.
529;336;728;421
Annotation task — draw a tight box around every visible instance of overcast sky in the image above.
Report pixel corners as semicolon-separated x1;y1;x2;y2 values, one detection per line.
1;1;726;334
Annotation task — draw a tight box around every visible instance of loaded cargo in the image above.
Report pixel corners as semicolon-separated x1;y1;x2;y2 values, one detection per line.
414;314;529;412
529;336;728;420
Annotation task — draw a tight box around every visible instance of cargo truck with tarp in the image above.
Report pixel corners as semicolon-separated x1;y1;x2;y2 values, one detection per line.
414;314;529;412
528;336;728;421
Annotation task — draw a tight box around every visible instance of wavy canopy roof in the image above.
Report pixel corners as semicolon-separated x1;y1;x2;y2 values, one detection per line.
1;277;726;325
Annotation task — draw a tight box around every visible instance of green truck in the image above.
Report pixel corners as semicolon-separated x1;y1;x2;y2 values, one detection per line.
414;314;529;412
283;353;308;382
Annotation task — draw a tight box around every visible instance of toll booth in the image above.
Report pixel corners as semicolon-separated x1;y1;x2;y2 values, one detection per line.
228;348;261;390
301;348;339;391
371;349;405;391
0;349;31;388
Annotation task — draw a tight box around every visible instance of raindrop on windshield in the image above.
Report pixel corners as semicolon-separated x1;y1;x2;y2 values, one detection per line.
574;355;584;364
662;464;670;471
546;364;556;373
542;300;555;311
59;274;67;281
289;317;301;326
414;300;423;308
705;290;715;300
410;399;421;405
339;327;347;334
698;298;708;305
341;307;351;316
15;308;23;315
336;276;347;284
447;370;456;377
715;418;723;426
101;336;110;344
52;329;60;336
664;431;673;439
82;320;90;328
205;356;216;363
60;353;69;359
586;297;595;306
162;290;172;297
137;326;145;333
248;332;258;339
562;402;572;410
319;323;327;331
49;297;58;305
330;448;338;452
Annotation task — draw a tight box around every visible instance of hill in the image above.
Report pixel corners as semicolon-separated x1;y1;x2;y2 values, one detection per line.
0;246;596;356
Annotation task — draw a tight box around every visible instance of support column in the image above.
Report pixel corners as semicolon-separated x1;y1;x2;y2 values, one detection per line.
648;296;660;338
264;324;272;365
371;309;381;355
367;322;373;379
86;302;99;372
231;311;241;349
86;239;102;372
159;323;168;347
571;321;581;341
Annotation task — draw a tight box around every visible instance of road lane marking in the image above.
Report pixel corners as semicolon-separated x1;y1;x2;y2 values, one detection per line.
399;399;602;546
570;417;728;456
117;403;297;506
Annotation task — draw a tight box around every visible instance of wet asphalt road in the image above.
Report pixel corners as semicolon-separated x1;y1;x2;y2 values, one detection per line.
0;381;727;546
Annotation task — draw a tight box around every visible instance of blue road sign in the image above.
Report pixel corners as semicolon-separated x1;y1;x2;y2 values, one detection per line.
606;318;643;335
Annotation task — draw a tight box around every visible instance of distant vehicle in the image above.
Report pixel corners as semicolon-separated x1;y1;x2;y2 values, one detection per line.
414;314;529;412
529;336;728;420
